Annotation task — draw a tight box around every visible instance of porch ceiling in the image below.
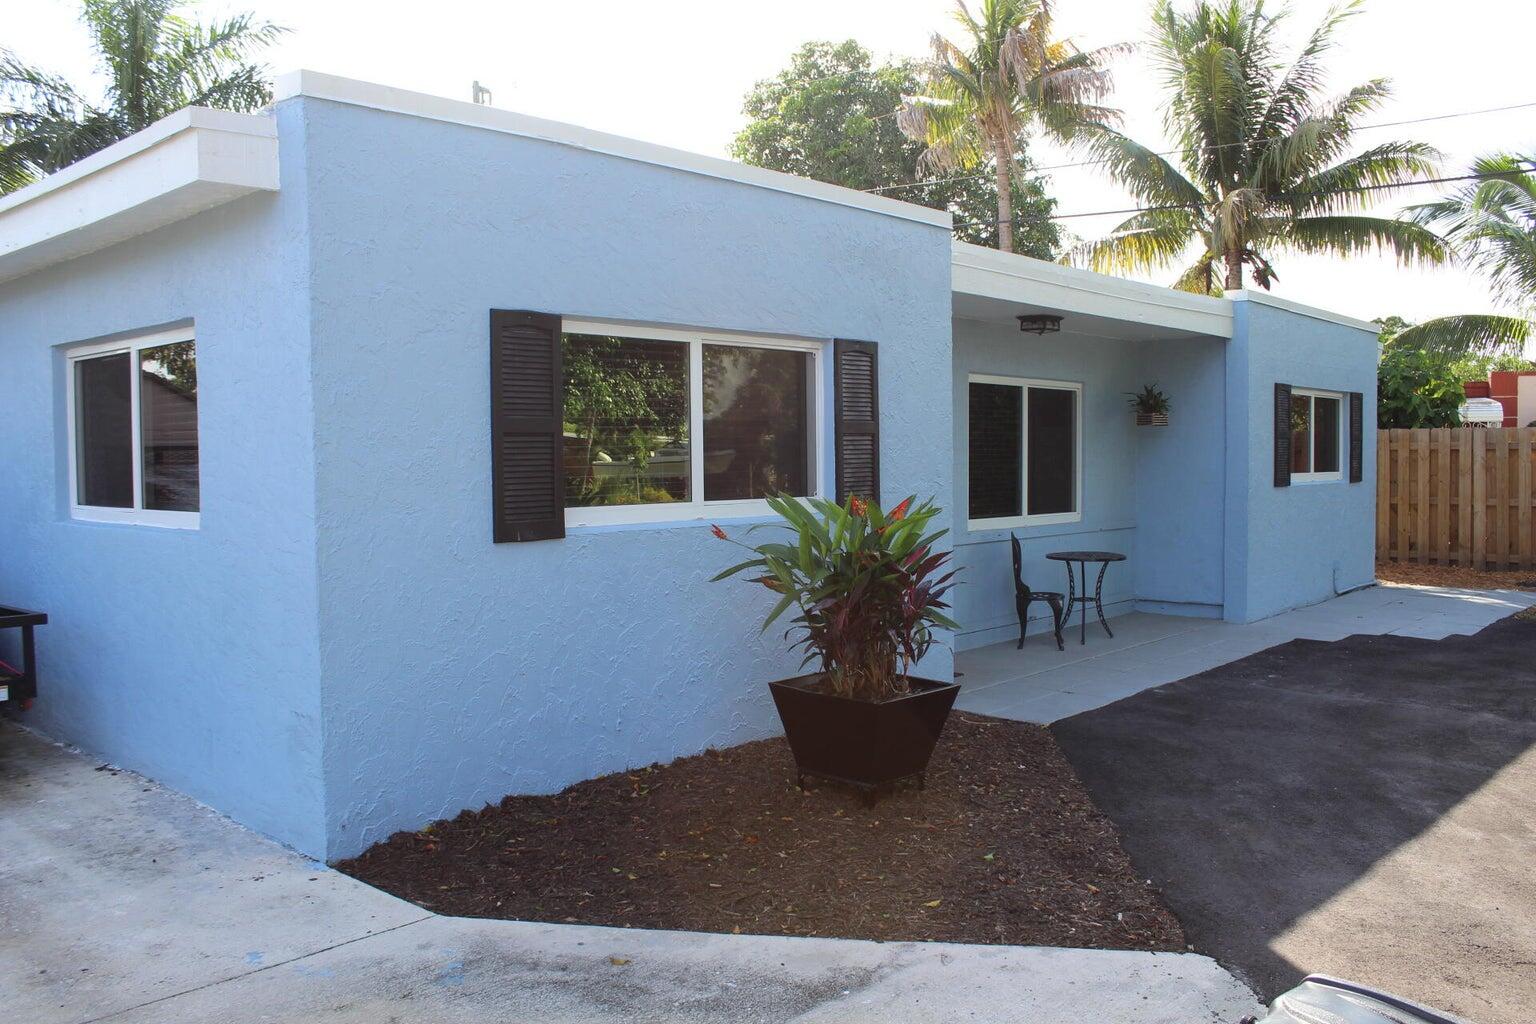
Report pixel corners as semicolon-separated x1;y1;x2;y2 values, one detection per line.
952;241;1233;342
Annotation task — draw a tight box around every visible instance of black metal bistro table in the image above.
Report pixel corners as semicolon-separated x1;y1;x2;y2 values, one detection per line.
1046;551;1126;645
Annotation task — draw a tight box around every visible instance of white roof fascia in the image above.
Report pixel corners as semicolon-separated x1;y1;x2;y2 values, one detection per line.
952;241;1235;339
0;108;278;284
1227;289;1381;334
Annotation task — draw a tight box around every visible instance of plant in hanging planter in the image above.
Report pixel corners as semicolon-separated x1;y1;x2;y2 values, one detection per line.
1126;384;1171;426
711;494;961;798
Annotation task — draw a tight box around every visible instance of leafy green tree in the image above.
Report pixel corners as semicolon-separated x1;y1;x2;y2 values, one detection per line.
1376;337;1464;428
1375;316;1535;427
1071;0;1442;293
1394;153;1536;355
733;40;1061;258
898;0;1120;254
1;0;285;194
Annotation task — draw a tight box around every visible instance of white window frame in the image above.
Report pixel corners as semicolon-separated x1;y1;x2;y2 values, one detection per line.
966;374;1083;531
562;319;826;528
65;325;200;529
1290;387;1345;484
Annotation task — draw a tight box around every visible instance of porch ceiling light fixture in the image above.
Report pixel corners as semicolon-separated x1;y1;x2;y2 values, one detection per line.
1017;313;1063;335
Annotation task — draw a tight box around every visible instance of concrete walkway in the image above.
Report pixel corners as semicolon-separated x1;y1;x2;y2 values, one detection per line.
956;583;1536;723
0;725;1261;1023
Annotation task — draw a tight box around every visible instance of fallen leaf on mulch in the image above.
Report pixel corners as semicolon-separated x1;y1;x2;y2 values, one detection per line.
335;714;1184;951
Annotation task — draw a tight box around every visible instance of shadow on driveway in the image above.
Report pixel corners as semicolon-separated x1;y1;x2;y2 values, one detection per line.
1052;612;1536;1024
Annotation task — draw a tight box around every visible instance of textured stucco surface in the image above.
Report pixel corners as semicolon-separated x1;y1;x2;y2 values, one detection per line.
1131;336;1227;615
298;97;956;858
0;104;326;853
1222;299;1378;622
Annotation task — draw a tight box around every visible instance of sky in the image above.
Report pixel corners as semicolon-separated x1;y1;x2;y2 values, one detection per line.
10;0;1536;329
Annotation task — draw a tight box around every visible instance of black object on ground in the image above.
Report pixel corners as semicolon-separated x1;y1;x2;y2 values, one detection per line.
0;605;47;705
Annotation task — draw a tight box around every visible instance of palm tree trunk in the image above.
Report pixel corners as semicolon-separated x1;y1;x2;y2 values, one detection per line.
994;138;1014;254
1223;247;1244;290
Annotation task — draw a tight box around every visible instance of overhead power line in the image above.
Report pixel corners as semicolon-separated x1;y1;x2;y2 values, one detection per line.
943;165;1536;231
865;99;1536;195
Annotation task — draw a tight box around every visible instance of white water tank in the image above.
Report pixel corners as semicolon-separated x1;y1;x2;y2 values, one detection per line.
1459;397;1505;426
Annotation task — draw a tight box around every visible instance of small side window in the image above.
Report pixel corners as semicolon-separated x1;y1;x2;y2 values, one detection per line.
1288;389;1343;483
67;328;200;528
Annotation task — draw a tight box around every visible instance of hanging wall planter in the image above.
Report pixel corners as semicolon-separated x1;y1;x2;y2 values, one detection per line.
1127;384;1171;427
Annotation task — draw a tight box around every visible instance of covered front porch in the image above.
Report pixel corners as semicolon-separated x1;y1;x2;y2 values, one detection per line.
947;242;1234;655
952;583;1536;723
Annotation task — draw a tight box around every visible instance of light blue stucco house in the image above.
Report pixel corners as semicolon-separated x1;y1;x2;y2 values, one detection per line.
0;72;1378;861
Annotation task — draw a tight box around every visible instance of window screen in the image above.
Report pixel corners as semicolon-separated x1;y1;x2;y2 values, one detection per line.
968;382;1022;520
75;353;134;508
1027;386;1076;516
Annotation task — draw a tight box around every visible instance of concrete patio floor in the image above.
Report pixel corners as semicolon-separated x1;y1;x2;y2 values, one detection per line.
955;583;1536;723
1;724;1259;1024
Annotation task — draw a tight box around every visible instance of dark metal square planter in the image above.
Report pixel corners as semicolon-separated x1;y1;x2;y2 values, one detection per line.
768;674;960;802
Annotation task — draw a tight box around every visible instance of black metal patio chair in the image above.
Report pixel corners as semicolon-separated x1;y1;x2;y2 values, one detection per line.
1011;534;1065;651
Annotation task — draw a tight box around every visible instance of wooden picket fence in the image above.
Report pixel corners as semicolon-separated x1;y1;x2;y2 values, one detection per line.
1376;428;1536;568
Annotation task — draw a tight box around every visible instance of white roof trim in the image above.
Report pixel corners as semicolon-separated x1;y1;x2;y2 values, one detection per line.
273;70;952;230
0;108;278;285
1227;289;1380;334
951;241;1235;338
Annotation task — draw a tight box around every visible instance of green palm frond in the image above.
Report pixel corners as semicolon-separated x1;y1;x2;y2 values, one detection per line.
1172;253;1221;294
1392;314;1531;356
2;0;284;194
1069;122;1206;207
1066;206;1201;276
1408;154;1536;309
1082;0;1446;290
1256;0;1363;141
1287;141;1442;213
1280;214;1447;265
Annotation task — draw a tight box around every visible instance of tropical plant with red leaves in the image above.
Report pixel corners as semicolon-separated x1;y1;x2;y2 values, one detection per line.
711;494;958;700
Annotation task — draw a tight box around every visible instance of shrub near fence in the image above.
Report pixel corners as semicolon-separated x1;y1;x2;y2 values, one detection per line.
1377;428;1536;569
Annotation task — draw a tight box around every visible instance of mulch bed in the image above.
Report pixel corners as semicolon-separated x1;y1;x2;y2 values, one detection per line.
336;713;1184;951
1376;560;1536;592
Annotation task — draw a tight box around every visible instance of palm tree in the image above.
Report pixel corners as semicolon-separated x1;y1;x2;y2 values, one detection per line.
1;0;285;194
1072;0;1443;293
1393;154;1536;354
898;0;1123;254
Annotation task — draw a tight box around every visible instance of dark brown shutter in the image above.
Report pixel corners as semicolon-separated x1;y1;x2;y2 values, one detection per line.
1348;390;1364;483
1273;382;1292;488
490;310;565;542
834;339;879;505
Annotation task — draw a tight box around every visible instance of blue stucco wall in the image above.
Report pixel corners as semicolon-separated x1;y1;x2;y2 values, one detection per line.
950;319;1146;650
0;108;327;854
295;97;956;858
1222;297;1378;622
1131;337;1227;616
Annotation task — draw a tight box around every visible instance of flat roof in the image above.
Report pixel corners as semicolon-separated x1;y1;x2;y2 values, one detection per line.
951;241;1236;340
0;108;278;285
275;70;953;230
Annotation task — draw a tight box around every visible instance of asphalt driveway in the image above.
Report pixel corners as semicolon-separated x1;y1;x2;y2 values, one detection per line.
1053;607;1536;1024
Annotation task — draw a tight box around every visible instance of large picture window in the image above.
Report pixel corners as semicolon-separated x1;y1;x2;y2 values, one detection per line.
67;327;199;528
1290;388;1343;482
967;375;1081;529
561;322;822;526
